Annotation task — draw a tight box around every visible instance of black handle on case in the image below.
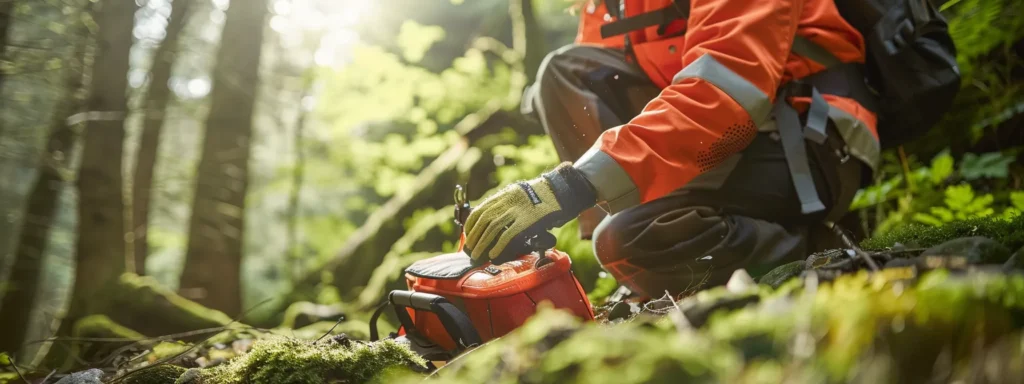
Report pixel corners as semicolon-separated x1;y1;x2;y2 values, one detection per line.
388;291;483;353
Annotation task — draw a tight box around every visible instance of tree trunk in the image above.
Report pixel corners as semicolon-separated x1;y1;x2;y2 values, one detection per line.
286;86;310;282
132;0;193;275
509;0;545;83
0;0;14;92
68;0;135;322
0;11;88;356
179;0;268;316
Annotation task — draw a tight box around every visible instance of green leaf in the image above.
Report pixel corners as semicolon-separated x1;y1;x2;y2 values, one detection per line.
929;150;954;184
396;21;446;63
1011;191;1024;210
944;184;976;210
913;212;945;227
0;352;9;365
960;151;1015;180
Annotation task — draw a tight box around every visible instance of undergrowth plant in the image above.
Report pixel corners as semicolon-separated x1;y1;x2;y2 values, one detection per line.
852;148;1023;236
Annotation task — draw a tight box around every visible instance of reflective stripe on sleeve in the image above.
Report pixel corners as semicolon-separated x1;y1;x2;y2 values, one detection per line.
573;146;641;214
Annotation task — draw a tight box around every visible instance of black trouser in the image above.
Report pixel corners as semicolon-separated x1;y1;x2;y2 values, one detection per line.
522;44;865;298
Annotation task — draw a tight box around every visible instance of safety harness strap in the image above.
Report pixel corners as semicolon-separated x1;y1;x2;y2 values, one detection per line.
775;85;828;215
599;0;689;39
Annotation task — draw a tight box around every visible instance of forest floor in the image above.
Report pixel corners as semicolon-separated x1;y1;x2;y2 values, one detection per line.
4;216;1024;384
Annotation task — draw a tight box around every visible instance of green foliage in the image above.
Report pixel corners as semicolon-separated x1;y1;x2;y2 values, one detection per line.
911;184;996;225
396;21;446;63
960;151;1017;180
852;148;1021;235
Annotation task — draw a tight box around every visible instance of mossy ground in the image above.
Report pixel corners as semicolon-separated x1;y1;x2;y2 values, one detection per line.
14;217;1024;384
411;269;1024;383
861;214;1024;251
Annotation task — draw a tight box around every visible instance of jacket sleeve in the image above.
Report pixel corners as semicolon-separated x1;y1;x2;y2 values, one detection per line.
573;0;804;213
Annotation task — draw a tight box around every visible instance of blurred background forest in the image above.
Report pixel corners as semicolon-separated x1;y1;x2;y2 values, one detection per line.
0;0;1022;372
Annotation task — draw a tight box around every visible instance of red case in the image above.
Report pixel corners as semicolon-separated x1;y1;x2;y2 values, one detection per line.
403;249;594;350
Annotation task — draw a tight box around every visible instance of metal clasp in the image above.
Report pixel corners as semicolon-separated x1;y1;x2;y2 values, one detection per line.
453;185;471;228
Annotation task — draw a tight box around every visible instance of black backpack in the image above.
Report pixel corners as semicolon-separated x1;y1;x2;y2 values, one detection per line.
598;0;962;149
833;0;961;148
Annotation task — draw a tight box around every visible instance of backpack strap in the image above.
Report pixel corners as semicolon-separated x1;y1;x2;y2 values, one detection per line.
599;0;689;39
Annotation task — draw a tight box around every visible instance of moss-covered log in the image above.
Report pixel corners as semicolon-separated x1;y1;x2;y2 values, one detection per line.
106;274;234;337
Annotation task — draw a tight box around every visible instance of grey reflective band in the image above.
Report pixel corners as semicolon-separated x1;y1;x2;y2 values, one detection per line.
804;87;829;144
791;35;842;68
828;107;881;171
672;54;773;127
774;98;826;215
573;146;641;214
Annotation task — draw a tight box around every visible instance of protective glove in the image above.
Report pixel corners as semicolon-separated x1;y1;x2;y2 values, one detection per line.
464;162;597;261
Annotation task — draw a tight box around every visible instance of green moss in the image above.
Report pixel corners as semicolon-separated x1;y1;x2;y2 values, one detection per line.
121;364;188;384
71;315;145;363
198;337;425;383
861;215;1024;251
74;314;146;340
757;261;805;289
110;273;235;337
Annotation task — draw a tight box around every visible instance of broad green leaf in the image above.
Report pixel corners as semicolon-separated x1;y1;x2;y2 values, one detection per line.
929;150;954;184
913;212;945;227
943;184;976;210
1011;191;1024;210
960;151;1014;180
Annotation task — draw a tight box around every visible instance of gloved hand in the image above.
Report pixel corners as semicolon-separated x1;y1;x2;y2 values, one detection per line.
464;163;597;261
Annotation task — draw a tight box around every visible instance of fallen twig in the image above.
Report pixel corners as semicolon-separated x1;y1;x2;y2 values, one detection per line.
314;316;348;343
9;356;29;384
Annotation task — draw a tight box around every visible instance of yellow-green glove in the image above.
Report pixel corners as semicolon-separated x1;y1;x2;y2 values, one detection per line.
464;163;597;261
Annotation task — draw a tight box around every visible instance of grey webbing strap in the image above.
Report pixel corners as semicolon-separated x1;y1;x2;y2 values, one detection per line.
791;35;842;68
804;87;829;144
774;95;826;215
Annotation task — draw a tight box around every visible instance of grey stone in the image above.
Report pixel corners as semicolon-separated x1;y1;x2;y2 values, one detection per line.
55;369;104;384
920;236;1012;266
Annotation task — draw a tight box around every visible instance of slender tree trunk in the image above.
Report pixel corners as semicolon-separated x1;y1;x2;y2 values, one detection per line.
132;0;192;275
0;11;88;356
286;85;310;282
66;0;135;332
509;0;545;83
0;0;14;93
179;0;268;316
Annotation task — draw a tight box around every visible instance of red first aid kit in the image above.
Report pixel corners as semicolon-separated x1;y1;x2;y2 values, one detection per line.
368;185;595;363
400;249;594;352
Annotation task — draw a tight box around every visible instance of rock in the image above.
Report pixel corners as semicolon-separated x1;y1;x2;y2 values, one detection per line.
758;261;804;289
606;301;641;322
1005;247;1024;271
678;290;760;328
174;368;203;384
884;257;918;269
920;236;1012;265
55;369;104;384
726;269;757;293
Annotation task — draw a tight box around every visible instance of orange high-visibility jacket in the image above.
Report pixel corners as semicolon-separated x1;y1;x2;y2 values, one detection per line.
572;0;880;213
